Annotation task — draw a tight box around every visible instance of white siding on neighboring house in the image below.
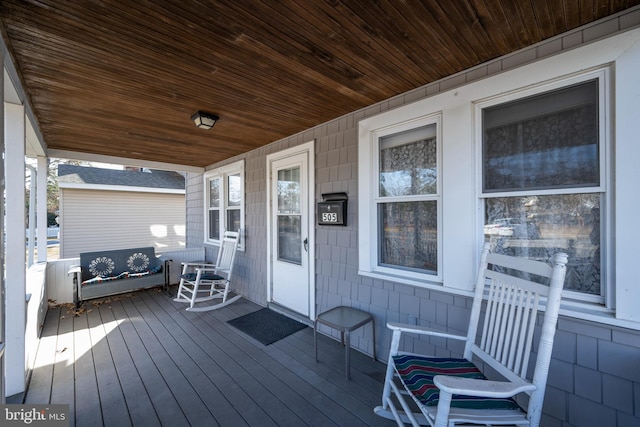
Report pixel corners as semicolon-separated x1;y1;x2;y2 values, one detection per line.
59;188;185;258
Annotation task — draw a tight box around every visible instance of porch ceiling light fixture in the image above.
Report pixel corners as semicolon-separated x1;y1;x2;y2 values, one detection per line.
191;111;219;129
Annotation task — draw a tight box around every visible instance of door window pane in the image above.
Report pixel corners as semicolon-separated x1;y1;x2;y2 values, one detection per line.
277;167;301;214
378;201;438;273
483;80;599;192
278;215;301;264
277;166;302;264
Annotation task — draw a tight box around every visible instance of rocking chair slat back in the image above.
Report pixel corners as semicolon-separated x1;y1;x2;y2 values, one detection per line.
467;248;563;383
217;236;238;272
376;243;568;427
479;277;541;379
486;252;553;277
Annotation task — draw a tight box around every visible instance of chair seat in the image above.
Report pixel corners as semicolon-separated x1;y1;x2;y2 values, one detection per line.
393;355;521;410
181;272;225;282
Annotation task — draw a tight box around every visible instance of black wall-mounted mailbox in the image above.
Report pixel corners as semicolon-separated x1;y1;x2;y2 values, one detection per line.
317;192;348;226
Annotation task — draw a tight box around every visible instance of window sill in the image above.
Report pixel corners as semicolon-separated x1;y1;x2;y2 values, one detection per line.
358;269;474;297
558;302;640;330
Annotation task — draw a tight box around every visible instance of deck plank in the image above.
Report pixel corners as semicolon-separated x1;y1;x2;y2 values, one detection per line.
145;292;304;426
73;312;103;427
137;292;259;426
119;296;219;426
49;306;77;427
25;289;395;427
96;302;160;427
109;299;191;426
24;306;60;405
208;303;389;427
86;306;132;427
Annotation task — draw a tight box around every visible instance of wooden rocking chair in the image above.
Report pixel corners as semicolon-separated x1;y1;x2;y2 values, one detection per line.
173;230;241;312
375;243;568;427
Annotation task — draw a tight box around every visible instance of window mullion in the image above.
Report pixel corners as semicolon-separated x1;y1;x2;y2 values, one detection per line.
204;160;244;247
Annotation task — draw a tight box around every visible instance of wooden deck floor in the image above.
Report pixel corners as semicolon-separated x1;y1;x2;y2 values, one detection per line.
25;288;394;426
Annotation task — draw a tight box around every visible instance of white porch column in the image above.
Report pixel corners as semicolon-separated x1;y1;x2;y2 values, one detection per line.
27;165;36;266
37;156;48;262
0;49;6;404
5;101;26;398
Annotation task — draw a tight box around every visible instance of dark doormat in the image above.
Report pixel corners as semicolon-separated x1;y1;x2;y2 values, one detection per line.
227;308;308;345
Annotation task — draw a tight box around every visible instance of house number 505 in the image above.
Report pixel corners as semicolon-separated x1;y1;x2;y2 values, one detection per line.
322;212;338;222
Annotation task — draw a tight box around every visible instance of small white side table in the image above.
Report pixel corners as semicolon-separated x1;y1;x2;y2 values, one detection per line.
314;306;376;380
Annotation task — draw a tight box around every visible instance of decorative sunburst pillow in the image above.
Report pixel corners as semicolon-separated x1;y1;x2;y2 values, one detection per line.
127;252;150;272
88;256;115;278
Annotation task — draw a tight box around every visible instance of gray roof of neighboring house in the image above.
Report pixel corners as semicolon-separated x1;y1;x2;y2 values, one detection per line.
57;164;185;190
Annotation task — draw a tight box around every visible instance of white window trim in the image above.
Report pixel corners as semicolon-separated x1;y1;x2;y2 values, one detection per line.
203;159;245;250
475;67;612;308
354;29;640;329
358;112;443;286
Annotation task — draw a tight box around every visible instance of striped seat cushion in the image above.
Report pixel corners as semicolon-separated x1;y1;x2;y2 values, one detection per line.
181;272;225;282
392;355;521;410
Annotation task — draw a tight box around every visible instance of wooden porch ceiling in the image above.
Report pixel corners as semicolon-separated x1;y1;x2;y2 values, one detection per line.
1;1;639;168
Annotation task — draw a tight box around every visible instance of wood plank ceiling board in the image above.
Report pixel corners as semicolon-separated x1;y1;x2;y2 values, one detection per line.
1;0;639;168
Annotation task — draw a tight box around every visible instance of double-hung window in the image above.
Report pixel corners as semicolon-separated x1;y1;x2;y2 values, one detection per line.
359;114;442;284
204;160;244;249
479;69;609;305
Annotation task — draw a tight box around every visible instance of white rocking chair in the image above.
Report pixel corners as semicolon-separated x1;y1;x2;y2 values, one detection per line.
375;243;568;427
174;230;241;312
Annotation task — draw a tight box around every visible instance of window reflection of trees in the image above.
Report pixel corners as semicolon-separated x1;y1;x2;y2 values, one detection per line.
278;216;301;264
380;137;437;197
277;168;300;214
277;167;302;264
484;106;598;191
483;79;602;297
485;194;600;295
378;129;439;274
380;201;437;273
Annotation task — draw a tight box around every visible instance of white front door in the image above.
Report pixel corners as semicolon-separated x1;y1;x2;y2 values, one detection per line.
267;143;314;318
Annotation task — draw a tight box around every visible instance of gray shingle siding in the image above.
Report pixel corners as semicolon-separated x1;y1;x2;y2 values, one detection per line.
184;10;640;426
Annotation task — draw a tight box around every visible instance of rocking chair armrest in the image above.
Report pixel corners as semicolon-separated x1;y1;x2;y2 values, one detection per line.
194;267;217;272
387;322;467;341
181;262;215;268
434;376;536;399
68;265;81;275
